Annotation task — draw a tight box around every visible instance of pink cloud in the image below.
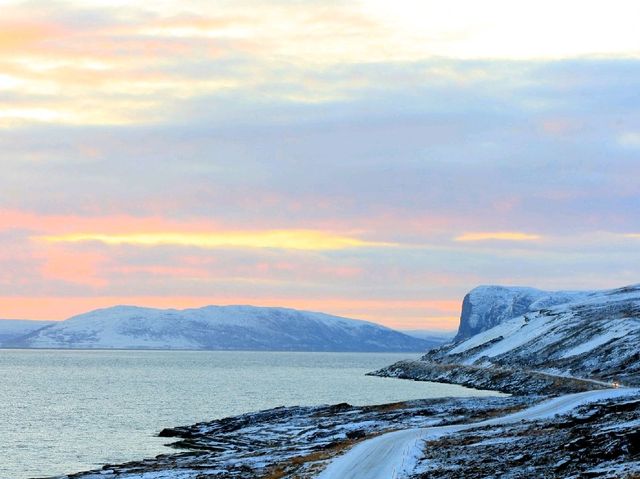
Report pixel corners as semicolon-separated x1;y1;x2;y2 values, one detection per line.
540;117;584;136
40;247;108;288
0;209;224;235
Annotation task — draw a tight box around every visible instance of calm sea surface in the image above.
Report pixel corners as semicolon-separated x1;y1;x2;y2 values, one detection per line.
0;349;501;479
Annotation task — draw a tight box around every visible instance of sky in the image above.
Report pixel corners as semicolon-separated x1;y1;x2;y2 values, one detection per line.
1;0;639;330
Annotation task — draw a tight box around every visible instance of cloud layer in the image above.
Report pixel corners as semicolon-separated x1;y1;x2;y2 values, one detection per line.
1;1;639;328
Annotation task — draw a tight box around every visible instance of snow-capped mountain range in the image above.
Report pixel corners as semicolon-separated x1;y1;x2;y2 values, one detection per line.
3;305;435;352
429;284;640;385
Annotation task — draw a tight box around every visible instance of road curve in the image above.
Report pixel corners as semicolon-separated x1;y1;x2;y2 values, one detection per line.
317;388;639;479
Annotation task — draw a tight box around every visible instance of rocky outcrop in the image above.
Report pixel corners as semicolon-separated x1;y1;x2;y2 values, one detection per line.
415;395;640;478
455;285;592;340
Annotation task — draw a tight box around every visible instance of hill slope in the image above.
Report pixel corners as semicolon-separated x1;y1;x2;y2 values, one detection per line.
8;305;431;352
0;319;55;346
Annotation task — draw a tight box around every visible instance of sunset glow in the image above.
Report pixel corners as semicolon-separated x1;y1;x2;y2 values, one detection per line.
454;232;542;242
1;0;639;330
40;231;397;251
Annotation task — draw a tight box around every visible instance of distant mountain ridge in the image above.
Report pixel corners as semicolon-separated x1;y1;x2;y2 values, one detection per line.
4;305;432;352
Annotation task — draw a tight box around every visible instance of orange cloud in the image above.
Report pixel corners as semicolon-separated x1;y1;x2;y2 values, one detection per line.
38;230;398;251
40;248;108;288
143;14;254;38
0;21;65;52
0;3;416;126
454;232;542;242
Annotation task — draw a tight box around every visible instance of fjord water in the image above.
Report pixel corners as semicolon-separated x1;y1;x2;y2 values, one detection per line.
1;350;500;479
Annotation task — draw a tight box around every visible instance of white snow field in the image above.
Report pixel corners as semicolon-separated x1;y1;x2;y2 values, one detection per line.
317;388;639;479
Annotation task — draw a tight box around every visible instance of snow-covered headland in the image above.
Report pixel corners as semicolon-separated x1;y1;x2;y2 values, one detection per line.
373;283;640;392
53;283;640;478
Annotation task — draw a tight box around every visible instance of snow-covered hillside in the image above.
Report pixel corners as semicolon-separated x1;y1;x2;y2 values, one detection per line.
429;284;640;385
455;285;594;340
7;305;431;352
0;319;54;346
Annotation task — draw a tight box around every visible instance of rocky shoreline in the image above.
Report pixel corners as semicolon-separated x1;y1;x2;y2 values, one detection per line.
58;395;534;479
52;382;640;479
51;347;639;478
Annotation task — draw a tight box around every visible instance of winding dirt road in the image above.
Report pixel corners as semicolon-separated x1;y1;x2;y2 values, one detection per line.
317;388;639;479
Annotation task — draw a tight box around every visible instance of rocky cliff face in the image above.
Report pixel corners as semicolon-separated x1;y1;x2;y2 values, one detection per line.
436;284;640;386
455;285;593;341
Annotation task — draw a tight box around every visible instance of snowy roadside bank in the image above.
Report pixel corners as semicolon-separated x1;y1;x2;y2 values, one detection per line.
317;388;640;479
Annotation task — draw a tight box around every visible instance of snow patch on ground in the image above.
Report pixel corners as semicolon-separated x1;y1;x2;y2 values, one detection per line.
561;319;637;358
449;316;526;355
467;314;558;361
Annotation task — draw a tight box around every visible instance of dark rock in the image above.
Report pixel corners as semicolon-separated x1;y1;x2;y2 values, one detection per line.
345;430;366;440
